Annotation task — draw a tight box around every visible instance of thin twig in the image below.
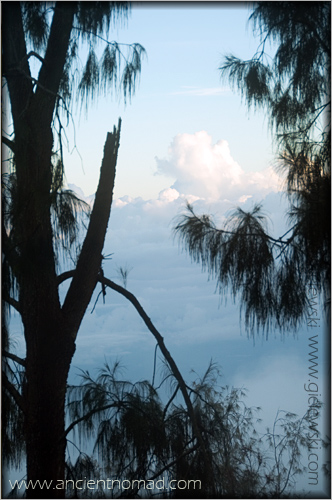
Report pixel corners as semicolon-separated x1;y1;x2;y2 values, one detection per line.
3;351;26;367
2;370;25;413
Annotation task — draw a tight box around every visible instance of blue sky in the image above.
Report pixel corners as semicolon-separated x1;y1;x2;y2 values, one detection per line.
63;3;276;199
7;3;329;496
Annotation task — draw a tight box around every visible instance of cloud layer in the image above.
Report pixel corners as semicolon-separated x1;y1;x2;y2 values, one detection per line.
57;132;319;450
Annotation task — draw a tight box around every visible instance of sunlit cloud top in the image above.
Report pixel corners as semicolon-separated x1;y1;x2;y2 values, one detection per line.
155;131;283;201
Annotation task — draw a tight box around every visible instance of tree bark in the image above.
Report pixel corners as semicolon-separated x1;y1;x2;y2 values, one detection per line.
24;324;75;499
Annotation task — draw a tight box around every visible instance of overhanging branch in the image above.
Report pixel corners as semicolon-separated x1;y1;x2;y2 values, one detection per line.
98;275;213;480
64;402;122;438
176;204;293;247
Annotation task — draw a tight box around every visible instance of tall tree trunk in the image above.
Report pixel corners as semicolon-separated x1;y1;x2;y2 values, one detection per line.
19;125;121;499
24;322;75;499
17;114;70;497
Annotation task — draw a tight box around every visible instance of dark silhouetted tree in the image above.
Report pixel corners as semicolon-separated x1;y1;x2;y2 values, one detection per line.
174;2;330;334
2;2;145;497
2;5;207;488
64;360;315;498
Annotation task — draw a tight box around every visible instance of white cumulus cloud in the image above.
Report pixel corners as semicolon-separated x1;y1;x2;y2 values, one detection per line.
158;187;180;203
155;131;283;201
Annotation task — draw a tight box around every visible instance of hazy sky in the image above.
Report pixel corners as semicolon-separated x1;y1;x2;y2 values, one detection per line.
8;3;328;495
63;3;277;199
